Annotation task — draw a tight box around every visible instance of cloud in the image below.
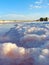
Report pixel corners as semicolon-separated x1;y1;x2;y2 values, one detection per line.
30;0;49;9
29;4;33;8
0;43;26;58
30;5;42;9
0;22;49;65
0;10;49;20
29;4;49;9
47;3;49;5
0;14;36;20
0;42;34;65
34;5;42;8
35;0;42;4
0;41;49;65
0;14;25;20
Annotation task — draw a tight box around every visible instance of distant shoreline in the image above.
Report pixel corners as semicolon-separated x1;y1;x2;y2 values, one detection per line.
0;20;48;24
0;20;33;24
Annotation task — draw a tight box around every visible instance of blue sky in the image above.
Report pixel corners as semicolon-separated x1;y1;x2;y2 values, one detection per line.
0;0;49;20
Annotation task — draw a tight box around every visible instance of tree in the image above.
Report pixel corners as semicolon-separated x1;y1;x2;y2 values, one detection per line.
44;17;48;21
40;17;43;21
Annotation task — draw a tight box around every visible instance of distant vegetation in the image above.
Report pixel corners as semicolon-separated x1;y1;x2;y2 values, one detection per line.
39;17;48;21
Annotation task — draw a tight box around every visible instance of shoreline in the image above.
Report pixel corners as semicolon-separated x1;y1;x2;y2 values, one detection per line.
0;21;48;24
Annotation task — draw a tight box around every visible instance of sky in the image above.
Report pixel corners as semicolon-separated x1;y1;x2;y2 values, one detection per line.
0;0;49;20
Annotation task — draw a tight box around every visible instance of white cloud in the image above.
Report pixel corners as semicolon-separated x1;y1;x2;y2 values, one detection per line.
30;4;42;9
29;4;49;9
30;0;49;9
0;41;49;65
0;14;25;20
0;22;49;65
48;3;49;5
0;14;38;20
35;1;42;4
0;12;49;20
34;0;43;5
34;5;42;8
0;14;32;20
30;4;33;8
47;3;49;7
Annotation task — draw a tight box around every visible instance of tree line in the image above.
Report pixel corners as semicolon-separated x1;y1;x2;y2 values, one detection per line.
40;17;48;21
